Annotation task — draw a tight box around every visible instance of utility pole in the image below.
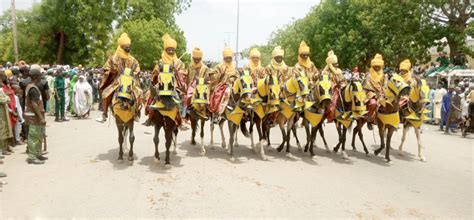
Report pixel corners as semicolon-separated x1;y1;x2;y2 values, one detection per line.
235;0;240;68
11;0;19;63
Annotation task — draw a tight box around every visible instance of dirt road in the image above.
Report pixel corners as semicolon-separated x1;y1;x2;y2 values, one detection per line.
0;110;472;218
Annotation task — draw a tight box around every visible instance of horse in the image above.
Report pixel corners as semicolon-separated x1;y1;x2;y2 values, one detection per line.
188;77;211;155
111;67;142;163
276;69;311;158
225;70;255;162
398;77;430;162
149;64;180;168
303;74;333;157
374;73;410;163
251;74;281;160
332;80;368;159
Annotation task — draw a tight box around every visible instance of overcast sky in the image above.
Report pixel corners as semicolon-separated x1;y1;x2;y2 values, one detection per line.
0;0;320;61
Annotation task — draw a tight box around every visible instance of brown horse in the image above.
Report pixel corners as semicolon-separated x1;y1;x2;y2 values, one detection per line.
150;64;180;168
112;69;142;163
276;70;310;158
398;77;430;162
333;80;368;159
374;73;410;163
188;77;211;155
225;70;254;162
304;74;333;157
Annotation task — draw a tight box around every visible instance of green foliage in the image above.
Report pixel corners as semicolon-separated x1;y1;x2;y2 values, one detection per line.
0;0;190;69
245;0;469;71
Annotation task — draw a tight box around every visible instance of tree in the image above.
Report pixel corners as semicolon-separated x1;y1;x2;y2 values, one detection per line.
422;0;473;58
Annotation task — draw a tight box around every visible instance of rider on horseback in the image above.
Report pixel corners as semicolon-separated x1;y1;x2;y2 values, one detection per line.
293;41;320;85
265;46;289;86
144;34;187;129
96;33;140;123
184;48;212;119
244;48;265;85
322;50;344;122
209;47;238;122
363;53;386;130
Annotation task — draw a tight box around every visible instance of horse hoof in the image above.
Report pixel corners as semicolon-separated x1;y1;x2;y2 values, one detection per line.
285;153;295;159
261;155;268;161
117;158;124;163
164;164;172;169
221;143;227;149
352;148;357;152
200;150;206;156
191;141;196;145
154;157;160;163
419;157;426;162
341;151;349;160
374;150;380;156
229;157;235;162
173;151;178;155
127;159;134;166
277;146;283;152
386;160;393;165
365;153;371;157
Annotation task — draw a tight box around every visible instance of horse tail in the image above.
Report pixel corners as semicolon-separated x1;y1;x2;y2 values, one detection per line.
240;121;251;138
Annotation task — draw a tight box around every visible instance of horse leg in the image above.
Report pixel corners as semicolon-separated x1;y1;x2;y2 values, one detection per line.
341;126;349;159
351;124;359;151
385;128;394;163
374;125;385;156
293;120;303;152
191;116;197;145
308;125;317;156
153;123;161;162
234;125;239;148
264;119;272;148
172;128;178;155
285;115;294;157
333;122;342;153
210;118;215;147
357;123;369;155
302;118;310;153
164;119;173;168
257;118;267;161
277;117;286;152
200;119;206;156
398;124;409;155
219;119;227;149
415;127;426;162
116;121;124;161
227;121;235;162
127;122;135;162
318;123;330;152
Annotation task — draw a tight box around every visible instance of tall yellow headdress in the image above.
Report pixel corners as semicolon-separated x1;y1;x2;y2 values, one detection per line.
399;59;412;83
249;48;261;71
298;41;310;54
272;46;284;58
192;47;203;58
115;33;131;59
325;50;338;65
162;34;177;49
298;41;312;68
371;53;384;67
161;34;178;64
222;47;234;57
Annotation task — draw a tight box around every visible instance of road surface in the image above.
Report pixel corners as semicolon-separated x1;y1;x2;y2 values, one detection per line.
0;110;472;218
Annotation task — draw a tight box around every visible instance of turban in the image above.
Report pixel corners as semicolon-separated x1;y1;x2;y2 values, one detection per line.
222;47;234;57
192;47;203;58
371;53;384;67
249;48;261;58
325;50;338;65
117;33;131;46
115;33;131;59
298;41;310;54
162;34;177;49
272;46;284;58
399;59;411;71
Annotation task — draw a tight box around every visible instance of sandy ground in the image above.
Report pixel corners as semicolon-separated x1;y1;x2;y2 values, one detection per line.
0;109;472;219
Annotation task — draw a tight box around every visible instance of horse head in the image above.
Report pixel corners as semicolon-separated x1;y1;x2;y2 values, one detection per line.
157;64;176;96
348;80;367;118
385;73;410;99
265;75;281;106
315;74;333;109
409;77;430;104
192;77;210;112
233;70;254;107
